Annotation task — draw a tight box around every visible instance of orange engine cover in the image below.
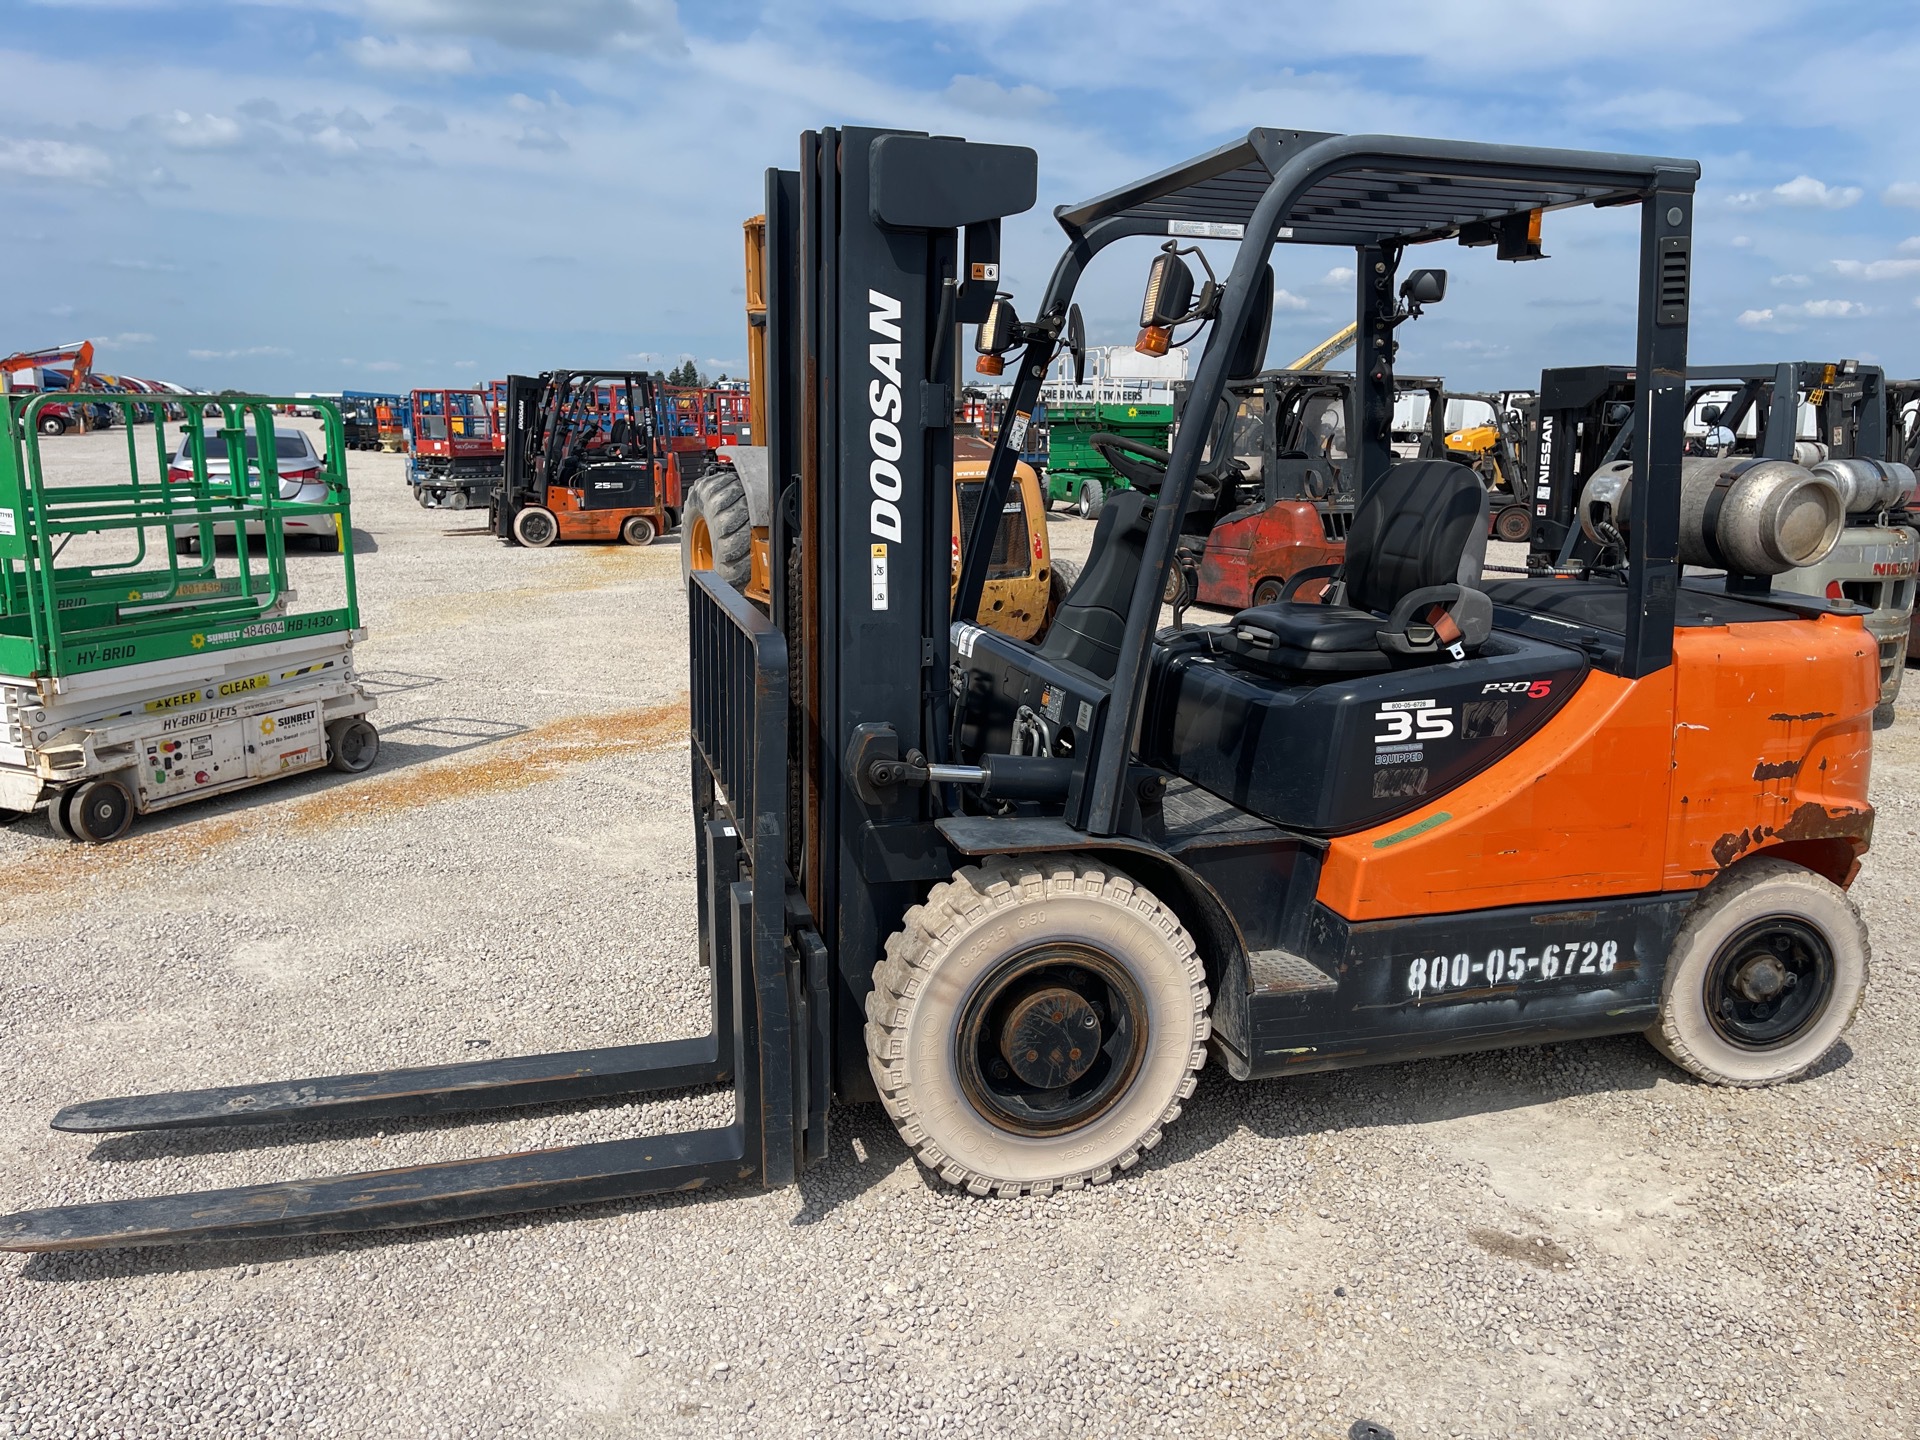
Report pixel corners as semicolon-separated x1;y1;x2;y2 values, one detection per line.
1316;610;1877;922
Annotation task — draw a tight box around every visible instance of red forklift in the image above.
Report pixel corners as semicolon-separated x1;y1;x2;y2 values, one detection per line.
492;370;682;547
407;387;504;510
1169;368;1449;609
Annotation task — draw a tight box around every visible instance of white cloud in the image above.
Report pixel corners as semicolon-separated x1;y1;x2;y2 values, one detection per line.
106;332;155;345
452;359;478;369
1883;182;1920;209
1730;235;1752;247
0;137;112;183
347;35;475;74
1737;299;1873;331
945;75;1055;116
516;127;567;152
153;110;243;150
312;126;361;156
1323;266;1355;286
354;0;683;56
1798;299;1873;318
187;346;294;360
1769;274;1810;288
1769;175;1862;209
1900;237;1920;255
1829;257;1920;280
1273;289;1310;312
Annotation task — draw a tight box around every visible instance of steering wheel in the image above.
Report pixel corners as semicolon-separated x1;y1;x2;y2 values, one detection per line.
1091;432;1171;490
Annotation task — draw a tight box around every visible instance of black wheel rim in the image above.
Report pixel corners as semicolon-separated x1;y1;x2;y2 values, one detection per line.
522;513;554;544
79;785;128;840
956;944;1148;1137
1704;917;1835;1049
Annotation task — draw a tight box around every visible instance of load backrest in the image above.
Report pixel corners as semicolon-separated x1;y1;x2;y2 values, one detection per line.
1343;458;1487;614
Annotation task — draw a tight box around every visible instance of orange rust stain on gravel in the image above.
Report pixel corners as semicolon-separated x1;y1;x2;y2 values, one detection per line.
0;696;688;915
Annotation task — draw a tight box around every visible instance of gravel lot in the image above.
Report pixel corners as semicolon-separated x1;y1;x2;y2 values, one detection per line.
2;427;1915;1439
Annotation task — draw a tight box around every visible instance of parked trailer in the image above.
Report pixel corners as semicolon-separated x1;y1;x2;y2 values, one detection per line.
0;393;378;842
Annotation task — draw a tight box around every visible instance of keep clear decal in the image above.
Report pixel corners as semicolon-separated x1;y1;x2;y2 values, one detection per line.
870;543;889;612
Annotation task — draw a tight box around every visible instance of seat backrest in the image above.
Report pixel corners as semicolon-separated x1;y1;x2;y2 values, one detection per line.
1039;488;1153;680
1343;458;1487;614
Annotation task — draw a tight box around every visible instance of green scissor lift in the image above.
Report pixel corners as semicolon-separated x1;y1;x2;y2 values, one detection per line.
0;393;379;842
1041;397;1178;519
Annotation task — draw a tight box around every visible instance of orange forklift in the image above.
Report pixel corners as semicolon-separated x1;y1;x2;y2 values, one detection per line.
0;127;1884;1250
492;370;683;548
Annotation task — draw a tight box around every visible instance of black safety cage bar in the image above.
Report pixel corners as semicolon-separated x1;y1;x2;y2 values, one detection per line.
955;129;1700;837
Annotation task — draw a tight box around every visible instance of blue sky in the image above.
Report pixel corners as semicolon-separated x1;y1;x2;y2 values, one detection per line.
5;0;1920;394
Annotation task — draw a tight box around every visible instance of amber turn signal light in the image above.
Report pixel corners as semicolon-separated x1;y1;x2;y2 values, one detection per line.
1135;325;1171;357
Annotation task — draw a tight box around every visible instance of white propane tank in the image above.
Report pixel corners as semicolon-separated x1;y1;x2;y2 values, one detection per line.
1809;456;1917;517
1579;456;1845;574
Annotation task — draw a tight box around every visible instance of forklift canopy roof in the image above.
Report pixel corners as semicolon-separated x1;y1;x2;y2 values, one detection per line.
1054;129;1698;246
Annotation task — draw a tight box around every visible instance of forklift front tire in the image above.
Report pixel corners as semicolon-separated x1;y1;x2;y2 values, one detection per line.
621;515;657;547
867;854;1210;1197
69;776;135;845
513;505;559;548
1493;505;1533;543
1649;858;1867;1087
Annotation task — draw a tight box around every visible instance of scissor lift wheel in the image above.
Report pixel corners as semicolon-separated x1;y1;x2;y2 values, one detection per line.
1650;858;1868;1087
69;776;135;845
866;854;1209;1197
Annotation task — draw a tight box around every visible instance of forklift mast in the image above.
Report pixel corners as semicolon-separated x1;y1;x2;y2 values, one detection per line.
755;128;1037;1092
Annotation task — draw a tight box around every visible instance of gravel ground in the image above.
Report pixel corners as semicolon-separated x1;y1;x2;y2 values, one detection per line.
2;429;1916;1439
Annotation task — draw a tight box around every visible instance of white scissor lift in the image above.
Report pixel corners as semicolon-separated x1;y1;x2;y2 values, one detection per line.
0;393;378;843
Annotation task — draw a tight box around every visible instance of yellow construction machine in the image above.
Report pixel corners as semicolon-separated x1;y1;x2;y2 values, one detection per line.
683;216;1065;640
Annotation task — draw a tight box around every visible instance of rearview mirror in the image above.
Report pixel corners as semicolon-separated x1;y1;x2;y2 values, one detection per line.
1066;303;1086;386
1700;403;1723;424
1605;401;1634;426
1226;265;1275;381
1400;269;1447;306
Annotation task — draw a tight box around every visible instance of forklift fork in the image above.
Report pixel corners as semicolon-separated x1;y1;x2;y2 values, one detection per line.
0;576;823;1253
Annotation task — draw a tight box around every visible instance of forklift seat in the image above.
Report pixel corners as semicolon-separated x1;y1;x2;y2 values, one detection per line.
1221;458;1491;673
1039;488;1154;680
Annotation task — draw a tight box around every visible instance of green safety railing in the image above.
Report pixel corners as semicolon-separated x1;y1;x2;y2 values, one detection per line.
0;393;361;682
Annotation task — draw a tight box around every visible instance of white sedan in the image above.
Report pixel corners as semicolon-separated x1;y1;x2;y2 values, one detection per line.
168;427;344;553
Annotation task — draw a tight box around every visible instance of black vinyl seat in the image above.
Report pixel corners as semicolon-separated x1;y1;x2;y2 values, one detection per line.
1040;488;1154;680
1221;458;1491;673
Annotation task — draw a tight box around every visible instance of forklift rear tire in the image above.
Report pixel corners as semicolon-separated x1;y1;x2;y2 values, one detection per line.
513;505;558;548
1649;858;1867;1087
867;854;1210;1197
1076;479;1105;521
1251;577;1285;607
681;467;753;590
1494;505;1533;543
327;717;379;773
621;515;657;547
69;776;134;845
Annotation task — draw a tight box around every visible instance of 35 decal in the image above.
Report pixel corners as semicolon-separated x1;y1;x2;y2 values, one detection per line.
1374;698;1453;745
